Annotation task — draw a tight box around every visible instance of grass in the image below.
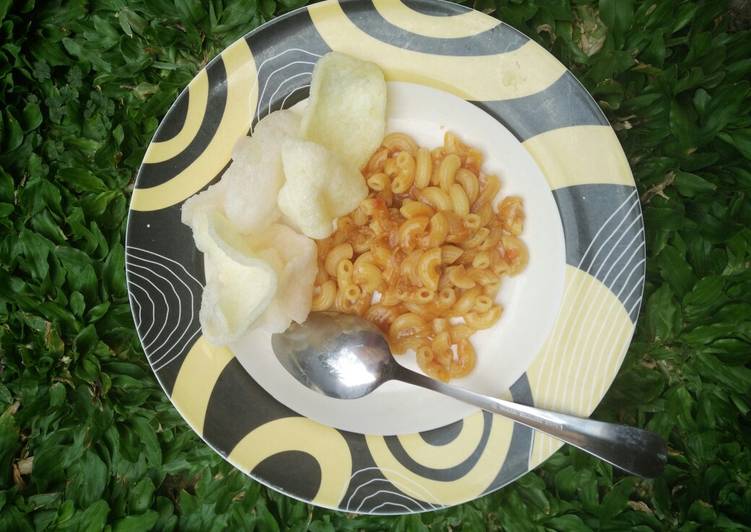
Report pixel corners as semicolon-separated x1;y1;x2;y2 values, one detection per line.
0;0;750;530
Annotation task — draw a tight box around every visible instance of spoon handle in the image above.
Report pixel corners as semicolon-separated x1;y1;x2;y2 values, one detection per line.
395;367;666;478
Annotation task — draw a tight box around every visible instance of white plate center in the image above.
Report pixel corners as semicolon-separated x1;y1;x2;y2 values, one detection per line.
231;82;566;435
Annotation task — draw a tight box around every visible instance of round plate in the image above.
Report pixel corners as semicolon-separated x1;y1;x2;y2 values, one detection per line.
125;0;645;514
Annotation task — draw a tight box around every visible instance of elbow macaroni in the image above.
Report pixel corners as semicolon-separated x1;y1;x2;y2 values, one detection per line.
438;154;461;191
414;148;432;189
449;183;470;216
419;187;453;211
313;132;528;382
325;243;353;276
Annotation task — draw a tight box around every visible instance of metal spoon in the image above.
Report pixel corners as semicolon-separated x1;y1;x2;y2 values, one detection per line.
271;311;666;478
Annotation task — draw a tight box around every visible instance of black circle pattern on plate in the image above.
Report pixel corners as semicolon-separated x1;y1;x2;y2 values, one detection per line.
419;419;464;446
252;451;322;502
383;411;494;481
137;60;228;189
152;89;189;143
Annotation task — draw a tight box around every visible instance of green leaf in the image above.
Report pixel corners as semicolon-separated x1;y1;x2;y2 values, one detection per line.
670;100;697;151
250;498;280;532
49;382;66;407
671;3;699;33
0;507;33;532
58;167;107;193
719;129;751;160
68;500;109;532
666;386;695;429
599;478;637;522
117;8;147;37
687;499;717;524
15;229;54;281
112;511;159;532
130;417;162;467
683;276;724;319
695;353;751;395
702;84;749;137
21;101;43;131
55;246;98;300
86;301;111;322
103;243;126;298
599;0;633;34
0;167;13;202
0;385;11;408
30;210;67;244
546;514;592;532
74;324;98;356
70;291;86;317
645;284;678;340
174;0;204;23
657;245;696;297
67;449;108;508
31;444;67;491
128;477;155;514
19;177;62;216
3;109;23;151
0;0;12;24
0;407;20;489
674;172;717;197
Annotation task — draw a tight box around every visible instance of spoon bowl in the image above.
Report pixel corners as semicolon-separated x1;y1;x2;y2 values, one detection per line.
271;312;395;399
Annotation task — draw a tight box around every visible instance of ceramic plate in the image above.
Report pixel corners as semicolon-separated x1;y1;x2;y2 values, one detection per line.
125;0;644;514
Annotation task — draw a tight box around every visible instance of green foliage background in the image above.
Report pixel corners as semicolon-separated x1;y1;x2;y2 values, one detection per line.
1;0;750;530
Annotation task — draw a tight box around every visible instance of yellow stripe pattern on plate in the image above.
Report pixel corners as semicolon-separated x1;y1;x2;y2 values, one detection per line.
372;0;499;38
308;0;565;101
131;37;257;212
523;126;634;190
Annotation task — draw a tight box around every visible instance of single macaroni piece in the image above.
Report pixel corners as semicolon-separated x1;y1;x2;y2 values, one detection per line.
419;187;453;211
422;212;448;248
325;243;353;276
312;279;336;311
465;305;503;330
449;183;470;216
456;168;480;203
336;259;354;288
383;132;418;154
441;245;464;265
400;200;434;219
438;154;460;190
367;173;389;192
354;261;384;293
414;148;432;189
398;216;430;250
313;132;528;381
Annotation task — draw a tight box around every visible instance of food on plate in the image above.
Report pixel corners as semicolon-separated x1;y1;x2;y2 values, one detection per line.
223;111;301;234
182;51;384;340
250;224;318;333
300;51;387;170
278;138;368;239
311;132;528;382
185;208;278;345
278;51;385;239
